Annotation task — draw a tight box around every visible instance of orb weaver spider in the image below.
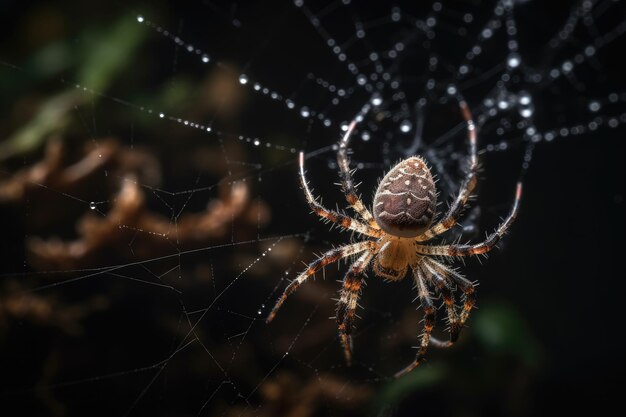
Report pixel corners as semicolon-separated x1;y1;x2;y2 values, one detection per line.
267;98;522;378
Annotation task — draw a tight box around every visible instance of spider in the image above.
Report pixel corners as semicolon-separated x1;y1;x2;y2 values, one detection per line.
266;99;522;378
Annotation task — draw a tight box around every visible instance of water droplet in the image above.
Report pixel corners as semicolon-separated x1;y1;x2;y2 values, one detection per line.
507;53;521;68
361;131;370;141
89;202;96;210
137;15;144;23
300;107;310;118
400;120;412;133
253;139;260;146
588;101;601;112
561;61;573;73
159;113;164;118
519;107;534;118
371;93;383;106
201;55;210;63
239;74;248;85
518;92;532;106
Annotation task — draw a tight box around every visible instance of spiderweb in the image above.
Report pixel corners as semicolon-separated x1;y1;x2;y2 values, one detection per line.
0;0;624;415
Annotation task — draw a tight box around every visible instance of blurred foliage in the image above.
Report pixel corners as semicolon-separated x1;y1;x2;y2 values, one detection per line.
0;13;146;160
473;303;543;368
375;364;447;409
373;301;543;414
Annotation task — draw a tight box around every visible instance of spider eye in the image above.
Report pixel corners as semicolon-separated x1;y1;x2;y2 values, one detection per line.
373;157;436;238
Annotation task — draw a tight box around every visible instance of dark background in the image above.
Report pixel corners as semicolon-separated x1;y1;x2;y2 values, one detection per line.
1;1;625;416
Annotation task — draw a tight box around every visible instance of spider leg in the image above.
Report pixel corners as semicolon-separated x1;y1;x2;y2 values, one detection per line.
394;265;437;378
337;120;379;228
421;258;478;349
416;99;478;242
415;182;522;257
421;262;460;348
299;152;382;238
336;249;376;366
427;259;477;326
266;241;375;324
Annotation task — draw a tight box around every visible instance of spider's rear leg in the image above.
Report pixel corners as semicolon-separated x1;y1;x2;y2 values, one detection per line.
336;249;375;366
266;241;374;324
421;259;477;348
394;265;437;378
427;259;477;326
422;263;460;348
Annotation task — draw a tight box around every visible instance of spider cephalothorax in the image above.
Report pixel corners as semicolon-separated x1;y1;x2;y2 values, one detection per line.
267;99;522;378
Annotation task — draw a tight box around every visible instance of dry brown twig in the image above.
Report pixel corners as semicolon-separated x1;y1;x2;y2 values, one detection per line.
27;177;268;270
227;371;373;417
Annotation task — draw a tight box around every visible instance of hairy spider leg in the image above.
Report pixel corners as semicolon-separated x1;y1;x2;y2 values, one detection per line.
394;265;437;378
420;261;461;348
426;259;477;327
336;249;376;366
266;241;375;323
337;120;379;228
299;152;382;238
416;99;479;242
416;182;522;257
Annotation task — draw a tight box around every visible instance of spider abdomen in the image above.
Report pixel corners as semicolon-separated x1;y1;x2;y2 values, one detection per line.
373;156;436;238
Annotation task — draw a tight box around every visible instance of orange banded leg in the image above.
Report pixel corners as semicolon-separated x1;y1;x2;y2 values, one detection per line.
416;99;478;242
299;152;382;238
266;241;374;324
416;183;522;257
336;250;375;365
336;121;378;228
422;262;460;348
394;266;437;378
426;259;476;327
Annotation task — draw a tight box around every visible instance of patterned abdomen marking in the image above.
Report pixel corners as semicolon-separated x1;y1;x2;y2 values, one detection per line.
373;157;437;238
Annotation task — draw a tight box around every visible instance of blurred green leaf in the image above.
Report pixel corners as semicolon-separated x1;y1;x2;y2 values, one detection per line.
374;363;447;409
77;15;146;91
0;90;80;160
473;303;542;367
29;41;73;79
0;13;147;160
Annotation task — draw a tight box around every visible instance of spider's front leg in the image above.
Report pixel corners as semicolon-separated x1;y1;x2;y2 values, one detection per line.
337;120;379;228
336;249;376;366
416;182;522;257
299;152;382;238
394;265;437;378
416;99;479;242
266;241;375;324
